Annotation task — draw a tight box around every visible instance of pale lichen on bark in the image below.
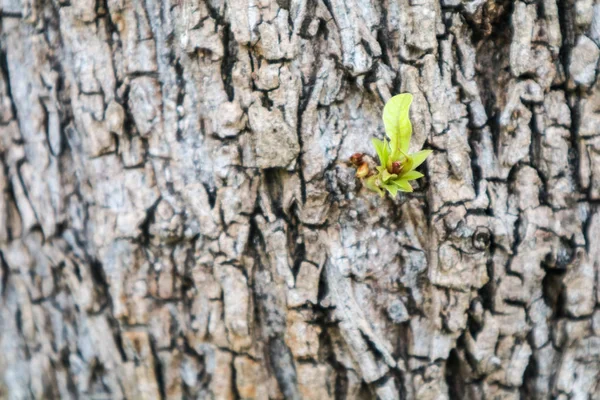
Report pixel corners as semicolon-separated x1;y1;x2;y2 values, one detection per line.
0;0;599;399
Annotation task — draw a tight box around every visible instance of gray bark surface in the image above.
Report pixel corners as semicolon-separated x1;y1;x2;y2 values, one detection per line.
1;0;600;399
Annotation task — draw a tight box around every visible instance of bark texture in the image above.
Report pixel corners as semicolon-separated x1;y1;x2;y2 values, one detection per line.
1;0;600;399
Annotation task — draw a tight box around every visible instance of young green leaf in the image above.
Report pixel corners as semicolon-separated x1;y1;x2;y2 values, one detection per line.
381;169;397;183
382;182;399;198
364;176;384;197
391;178;413;192
400;170;424;181
371;138;389;168
382;93;413;154
408;149;433;170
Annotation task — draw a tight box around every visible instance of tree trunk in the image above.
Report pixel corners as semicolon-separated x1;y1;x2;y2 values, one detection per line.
1;0;599;399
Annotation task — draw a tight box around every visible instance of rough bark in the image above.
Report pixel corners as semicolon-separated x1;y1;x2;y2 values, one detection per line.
1;0;599;399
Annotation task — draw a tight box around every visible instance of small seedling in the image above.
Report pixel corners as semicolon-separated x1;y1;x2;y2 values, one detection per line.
350;93;432;198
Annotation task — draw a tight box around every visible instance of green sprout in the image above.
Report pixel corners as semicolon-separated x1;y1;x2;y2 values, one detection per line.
351;93;432;198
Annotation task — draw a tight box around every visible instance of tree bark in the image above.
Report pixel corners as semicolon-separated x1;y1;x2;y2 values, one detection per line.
1;0;599;399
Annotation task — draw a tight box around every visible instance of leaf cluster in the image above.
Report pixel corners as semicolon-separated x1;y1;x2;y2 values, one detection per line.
358;93;432;198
